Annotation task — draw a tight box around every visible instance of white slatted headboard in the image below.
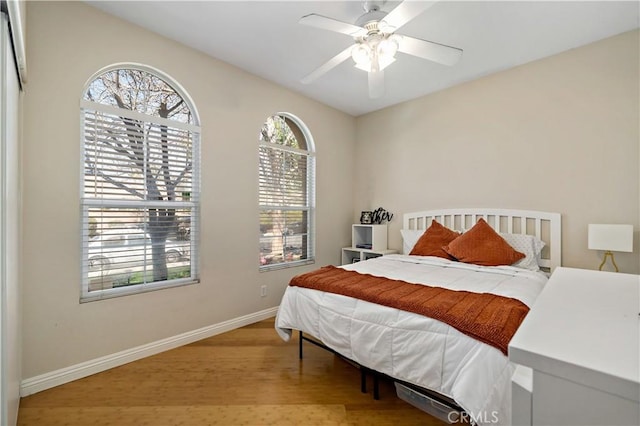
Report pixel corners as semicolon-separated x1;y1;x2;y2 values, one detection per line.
403;208;562;272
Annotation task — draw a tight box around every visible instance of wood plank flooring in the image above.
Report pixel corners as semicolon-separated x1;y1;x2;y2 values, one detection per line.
18;318;449;425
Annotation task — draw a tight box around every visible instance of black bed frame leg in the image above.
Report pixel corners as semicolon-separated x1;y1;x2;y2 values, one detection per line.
296;330;381;400
373;373;380;400
298;330;303;359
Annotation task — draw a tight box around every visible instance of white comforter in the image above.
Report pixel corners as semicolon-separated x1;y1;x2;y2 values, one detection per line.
275;255;548;425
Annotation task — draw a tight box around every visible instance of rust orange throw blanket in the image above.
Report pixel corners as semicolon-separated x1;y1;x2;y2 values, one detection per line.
290;266;529;355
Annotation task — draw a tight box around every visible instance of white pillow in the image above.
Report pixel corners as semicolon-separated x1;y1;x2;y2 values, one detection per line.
400;229;425;254
500;233;545;271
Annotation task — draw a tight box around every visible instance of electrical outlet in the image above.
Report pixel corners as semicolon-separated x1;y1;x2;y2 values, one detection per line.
260;285;267;297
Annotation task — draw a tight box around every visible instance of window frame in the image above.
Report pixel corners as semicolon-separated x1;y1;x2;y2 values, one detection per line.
79;64;201;302
259;112;316;272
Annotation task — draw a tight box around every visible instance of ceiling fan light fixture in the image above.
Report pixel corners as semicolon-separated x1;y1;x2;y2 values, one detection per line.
354;54;395;73
377;35;399;58
351;43;371;67
352;32;399;73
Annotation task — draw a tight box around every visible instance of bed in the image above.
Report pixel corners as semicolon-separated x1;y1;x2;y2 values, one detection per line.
275;208;561;425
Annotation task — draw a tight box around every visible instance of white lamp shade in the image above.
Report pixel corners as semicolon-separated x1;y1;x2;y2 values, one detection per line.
588;224;634;252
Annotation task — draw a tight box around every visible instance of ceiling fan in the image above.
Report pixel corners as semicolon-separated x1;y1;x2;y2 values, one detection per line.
300;0;463;98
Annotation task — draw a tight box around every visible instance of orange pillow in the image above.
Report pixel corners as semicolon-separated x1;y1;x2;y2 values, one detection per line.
443;218;525;266
409;220;460;260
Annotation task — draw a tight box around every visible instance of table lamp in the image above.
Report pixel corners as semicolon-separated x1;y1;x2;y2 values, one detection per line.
588;224;633;272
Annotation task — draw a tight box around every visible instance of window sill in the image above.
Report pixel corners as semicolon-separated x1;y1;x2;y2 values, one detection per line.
81;277;200;303
259;259;315;273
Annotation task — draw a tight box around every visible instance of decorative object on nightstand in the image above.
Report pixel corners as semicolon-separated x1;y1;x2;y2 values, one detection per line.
371;207;393;224
360;211;373;224
360;207;393;225
587;224;633;272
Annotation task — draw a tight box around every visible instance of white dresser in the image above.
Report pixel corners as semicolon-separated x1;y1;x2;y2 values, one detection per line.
509;267;640;426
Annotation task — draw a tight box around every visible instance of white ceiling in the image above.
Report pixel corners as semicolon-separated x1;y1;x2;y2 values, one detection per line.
87;1;639;116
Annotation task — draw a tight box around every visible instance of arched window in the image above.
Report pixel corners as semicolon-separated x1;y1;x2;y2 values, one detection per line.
259;114;315;270
80;65;200;301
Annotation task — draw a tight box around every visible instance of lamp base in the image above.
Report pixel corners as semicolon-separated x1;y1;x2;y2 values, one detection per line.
598;251;619;272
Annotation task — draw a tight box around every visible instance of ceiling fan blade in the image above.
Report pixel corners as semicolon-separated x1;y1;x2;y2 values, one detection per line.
398;35;463;66
381;1;437;32
301;45;354;84
368;69;384;99
299;14;366;37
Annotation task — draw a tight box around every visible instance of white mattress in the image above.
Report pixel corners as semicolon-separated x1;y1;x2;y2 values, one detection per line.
275;254;548;426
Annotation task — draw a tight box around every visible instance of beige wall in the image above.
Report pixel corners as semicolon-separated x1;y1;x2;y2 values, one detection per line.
21;2;356;378
355;30;640;274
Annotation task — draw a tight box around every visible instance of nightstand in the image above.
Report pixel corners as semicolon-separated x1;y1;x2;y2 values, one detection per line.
341;224;397;265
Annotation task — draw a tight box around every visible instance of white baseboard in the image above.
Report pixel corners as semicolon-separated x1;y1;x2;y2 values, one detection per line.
20;306;279;397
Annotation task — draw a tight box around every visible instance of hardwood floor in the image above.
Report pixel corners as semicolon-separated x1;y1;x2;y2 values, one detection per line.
18;318;448;425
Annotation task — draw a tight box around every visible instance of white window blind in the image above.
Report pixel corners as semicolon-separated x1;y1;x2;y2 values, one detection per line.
80;67;200;301
259;114;315;270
